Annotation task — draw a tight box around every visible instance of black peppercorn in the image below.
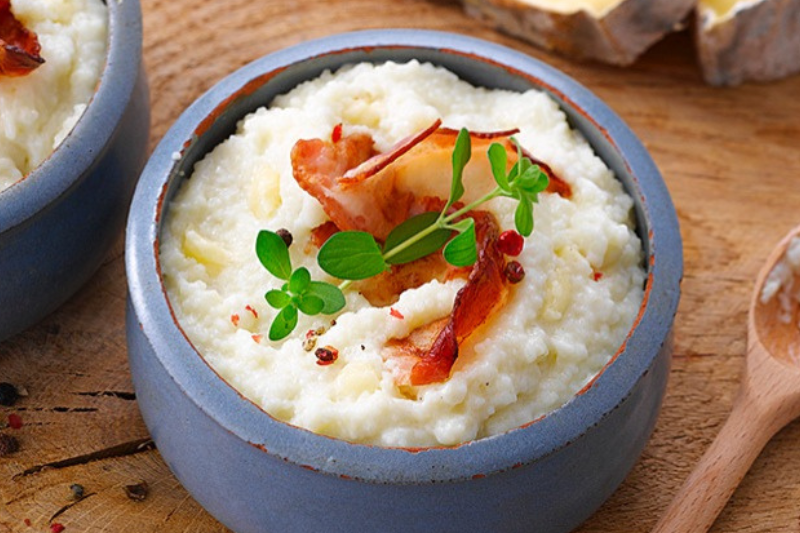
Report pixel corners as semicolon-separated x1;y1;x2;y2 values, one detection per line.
124;480;149;502
276;228;293;247
0;433;19;456
504;261;525;284
0;383;18;407
70;483;85;500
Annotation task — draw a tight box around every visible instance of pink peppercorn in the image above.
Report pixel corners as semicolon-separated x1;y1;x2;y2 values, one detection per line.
7;413;22;429
331;123;343;143
497;230;524;256
315;346;339;366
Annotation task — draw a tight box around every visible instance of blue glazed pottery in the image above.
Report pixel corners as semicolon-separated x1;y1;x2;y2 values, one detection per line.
125;30;682;533
0;0;150;342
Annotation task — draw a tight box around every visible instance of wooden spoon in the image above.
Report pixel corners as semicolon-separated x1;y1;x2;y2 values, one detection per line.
652;225;800;533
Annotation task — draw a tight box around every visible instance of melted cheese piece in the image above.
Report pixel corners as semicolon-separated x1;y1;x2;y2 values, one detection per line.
514;0;623;17
699;0;763;24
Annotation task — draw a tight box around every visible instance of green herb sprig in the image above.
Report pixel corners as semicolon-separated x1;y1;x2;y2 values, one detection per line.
255;230;345;340
255;128;548;341
317;128;549;280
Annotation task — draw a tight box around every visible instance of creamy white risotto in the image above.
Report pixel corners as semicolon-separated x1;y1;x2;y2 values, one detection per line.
161;61;646;447
0;0;108;192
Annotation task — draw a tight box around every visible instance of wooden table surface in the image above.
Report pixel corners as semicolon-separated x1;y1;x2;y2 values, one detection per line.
2;0;800;531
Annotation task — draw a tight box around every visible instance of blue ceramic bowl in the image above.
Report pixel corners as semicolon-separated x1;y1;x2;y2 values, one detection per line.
126;30;682;533
0;0;149;342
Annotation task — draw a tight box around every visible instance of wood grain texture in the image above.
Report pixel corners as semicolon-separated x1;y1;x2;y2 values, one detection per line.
1;0;800;531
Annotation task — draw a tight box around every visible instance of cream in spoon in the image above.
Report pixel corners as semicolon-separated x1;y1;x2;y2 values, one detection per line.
760;236;800;323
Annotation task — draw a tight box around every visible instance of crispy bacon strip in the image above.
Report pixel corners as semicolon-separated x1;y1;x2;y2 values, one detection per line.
0;0;44;77
356;253;453;308
385;211;508;386
340;119;442;185
292;120;441;241
308;220;340;250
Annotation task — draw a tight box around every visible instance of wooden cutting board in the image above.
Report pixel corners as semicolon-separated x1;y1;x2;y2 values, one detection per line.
2;0;800;531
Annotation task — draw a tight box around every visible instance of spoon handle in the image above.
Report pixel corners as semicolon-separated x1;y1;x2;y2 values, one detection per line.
650;389;777;533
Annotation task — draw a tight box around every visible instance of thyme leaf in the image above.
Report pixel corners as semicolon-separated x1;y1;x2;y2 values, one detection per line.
318;231;388;280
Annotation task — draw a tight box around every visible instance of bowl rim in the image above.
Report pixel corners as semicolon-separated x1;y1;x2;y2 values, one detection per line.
126;29;682;484
0;0;143;233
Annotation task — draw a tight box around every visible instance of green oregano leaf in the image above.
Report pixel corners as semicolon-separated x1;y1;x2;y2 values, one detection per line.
256;230;292;281
445;128;471;211
297;294;324;315
269;304;298;341
265;289;292;309
517;165;549;195
318;231;388;280
515;197;534;237
517;155;533;176
488;143;510;192
444;217;474;234
443;218;477;267
288;267;311;294
383;211;452;265
512;137;525;180
305;281;346;314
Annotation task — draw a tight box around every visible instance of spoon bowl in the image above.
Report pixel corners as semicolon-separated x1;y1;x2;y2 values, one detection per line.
653;224;800;533
753;227;800;368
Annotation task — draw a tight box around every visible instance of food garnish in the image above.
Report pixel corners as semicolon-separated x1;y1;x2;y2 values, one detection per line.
504;260;525;284
315;127;548;277
256;122;552;379
255;230;346;341
315;346;339;366
0;0;44;77
497;229;524;256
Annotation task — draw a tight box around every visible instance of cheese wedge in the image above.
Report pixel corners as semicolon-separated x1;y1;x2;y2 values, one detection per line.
461;0;695;65
696;0;800;85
